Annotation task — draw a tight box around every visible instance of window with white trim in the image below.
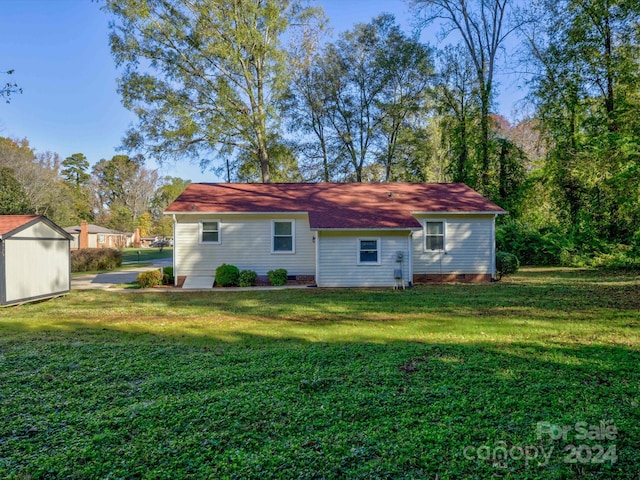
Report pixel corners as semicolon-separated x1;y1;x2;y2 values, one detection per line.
200;221;220;243
272;220;294;253
358;238;380;264
425;221;445;251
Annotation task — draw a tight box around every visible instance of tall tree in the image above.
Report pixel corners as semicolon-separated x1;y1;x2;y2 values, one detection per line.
375;17;434;181
105;0;323;183
150;176;191;236
411;0;517;193
92;155;159;231
61;153;91;188
291;14;434;182
435;44;481;186
61;153;94;221
525;0;640;241
0;137;68;222
313;22;388;182
284;57;334;181
0;167;32;214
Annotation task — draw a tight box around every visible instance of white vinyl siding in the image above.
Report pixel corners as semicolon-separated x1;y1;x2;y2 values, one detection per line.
317;232;409;287
3;221;70;304
174;214;314;277
412;215;494;274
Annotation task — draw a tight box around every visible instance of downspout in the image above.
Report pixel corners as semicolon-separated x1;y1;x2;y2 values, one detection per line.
0;239;5;304
315;231;320;287
491;214;497;281
407;231;413;288
172;214;177;286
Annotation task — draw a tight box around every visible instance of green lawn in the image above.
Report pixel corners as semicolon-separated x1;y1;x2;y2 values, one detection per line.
1;269;638;479
121;247;173;263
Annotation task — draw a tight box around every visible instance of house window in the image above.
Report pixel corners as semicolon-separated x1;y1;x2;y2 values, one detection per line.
358;238;380;264
200;221;220;243
272;220;294;253
425;221;445;251
98;234;105;244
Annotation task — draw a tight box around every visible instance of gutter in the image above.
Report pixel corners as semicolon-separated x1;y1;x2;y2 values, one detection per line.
172;214;177;286
491;214;497;280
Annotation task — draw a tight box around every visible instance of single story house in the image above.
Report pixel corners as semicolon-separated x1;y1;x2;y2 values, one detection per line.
0;215;72;306
64;221;130;249
164;182;506;288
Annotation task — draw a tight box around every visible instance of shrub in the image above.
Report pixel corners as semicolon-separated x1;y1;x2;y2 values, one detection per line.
496;220;576;266
495;252;520;280
267;268;288;286
71;248;122;272
137;269;163;288
239;269;257;287
162;266;174;286
215;264;240;287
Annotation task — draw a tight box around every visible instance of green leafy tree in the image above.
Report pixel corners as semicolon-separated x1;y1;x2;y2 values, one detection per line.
294;15;434;182
61;153;93;222
105;0;323;183
92;155;158;231
320;16;395;181
435;45;482;187
525;0;640;243
61;153;90;188
412;0;519;194
150;176;190;236
0;137;75;225
0;167;32;214
375;17;434;181
235;137;303;182
284;55;334;182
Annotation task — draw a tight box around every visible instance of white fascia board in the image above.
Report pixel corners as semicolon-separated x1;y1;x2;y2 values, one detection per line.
163;211;308;216
310;227;421;232
411;211;506;216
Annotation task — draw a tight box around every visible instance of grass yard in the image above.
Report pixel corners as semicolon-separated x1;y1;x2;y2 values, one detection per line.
1;269;639;479
121;247;173;264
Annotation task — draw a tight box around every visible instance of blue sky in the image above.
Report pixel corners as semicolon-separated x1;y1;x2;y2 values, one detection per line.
0;0;523;183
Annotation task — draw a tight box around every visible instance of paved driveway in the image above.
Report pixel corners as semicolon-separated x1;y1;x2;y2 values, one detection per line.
72;258;172;290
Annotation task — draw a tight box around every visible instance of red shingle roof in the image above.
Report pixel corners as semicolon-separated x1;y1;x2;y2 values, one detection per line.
0;215;40;236
165;183;505;229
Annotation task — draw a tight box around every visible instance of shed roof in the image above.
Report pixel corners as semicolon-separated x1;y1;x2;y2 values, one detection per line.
0;215;73;240
165;183;505;230
0;215;41;236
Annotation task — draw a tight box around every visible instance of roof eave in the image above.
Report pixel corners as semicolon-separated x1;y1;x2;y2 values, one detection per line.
164;210;309;216
411;210;506;215
310;227;421;232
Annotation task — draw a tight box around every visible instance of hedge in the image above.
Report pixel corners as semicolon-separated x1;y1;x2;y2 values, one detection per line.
71;249;122;273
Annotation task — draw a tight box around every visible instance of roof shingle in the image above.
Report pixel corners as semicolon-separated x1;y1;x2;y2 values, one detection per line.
165;183;505;229
0;215;40;236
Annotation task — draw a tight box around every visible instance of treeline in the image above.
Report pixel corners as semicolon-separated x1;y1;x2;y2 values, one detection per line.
2;0;638;266
101;0;640;266
0;137;189;236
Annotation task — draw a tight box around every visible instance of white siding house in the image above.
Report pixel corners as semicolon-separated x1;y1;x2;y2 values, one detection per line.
165;183;505;288
316;231;412;287
0;215;72;306
173;213;316;278
411;214;496;281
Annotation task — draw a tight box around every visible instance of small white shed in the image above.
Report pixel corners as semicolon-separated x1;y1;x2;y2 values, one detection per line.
0;215;72;306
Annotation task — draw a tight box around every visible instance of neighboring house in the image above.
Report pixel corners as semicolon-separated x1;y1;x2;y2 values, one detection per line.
165;183;506;288
64;221;130;249
0;215;72;306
